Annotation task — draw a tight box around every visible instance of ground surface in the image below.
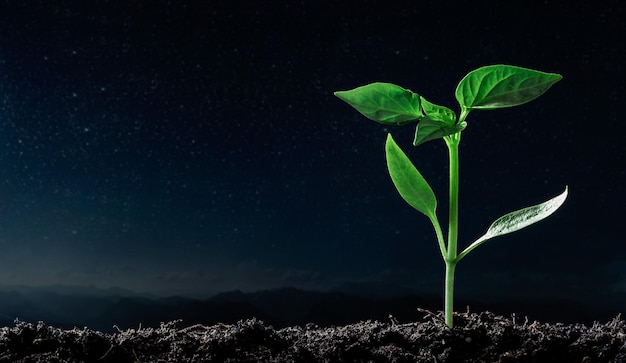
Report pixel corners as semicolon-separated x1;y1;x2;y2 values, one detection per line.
0;310;625;362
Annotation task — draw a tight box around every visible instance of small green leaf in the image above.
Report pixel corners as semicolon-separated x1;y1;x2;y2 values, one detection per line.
334;82;423;125
413;120;466;146
420;98;456;125
412;97;463;146
385;133;437;218
456;186;568;262
455;64;562;110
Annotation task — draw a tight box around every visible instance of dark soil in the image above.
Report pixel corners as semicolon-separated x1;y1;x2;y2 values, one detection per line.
1;309;625;362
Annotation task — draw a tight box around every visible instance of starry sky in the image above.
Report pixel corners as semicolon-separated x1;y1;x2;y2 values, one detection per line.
0;0;624;309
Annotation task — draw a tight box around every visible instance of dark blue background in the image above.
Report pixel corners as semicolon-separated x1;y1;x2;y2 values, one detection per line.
0;0;623;316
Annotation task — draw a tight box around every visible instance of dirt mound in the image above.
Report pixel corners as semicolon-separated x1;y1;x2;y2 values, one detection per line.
1;310;624;362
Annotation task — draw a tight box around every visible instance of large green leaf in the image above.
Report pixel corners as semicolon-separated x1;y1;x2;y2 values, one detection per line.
456;186;568;262
385;134;437;218
334;82;423;125
455;65;562;110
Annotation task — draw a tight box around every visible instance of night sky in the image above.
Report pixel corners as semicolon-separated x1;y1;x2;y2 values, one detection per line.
0;1;624;311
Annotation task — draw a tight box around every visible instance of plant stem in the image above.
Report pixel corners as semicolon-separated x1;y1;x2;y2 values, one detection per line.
444;261;456;327
443;131;461;328
446;132;460;259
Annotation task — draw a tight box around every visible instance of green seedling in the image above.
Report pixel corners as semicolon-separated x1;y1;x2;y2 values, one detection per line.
334;64;567;328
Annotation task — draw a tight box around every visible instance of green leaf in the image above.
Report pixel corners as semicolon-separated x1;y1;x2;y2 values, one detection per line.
334;82;423;125
385;133;437;218
456;186;568;262
413;119;466;146
455;65;562;110
412;98;463;146
420;98;456;125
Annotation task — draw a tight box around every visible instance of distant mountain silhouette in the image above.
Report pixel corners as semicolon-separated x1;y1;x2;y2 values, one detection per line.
0;284;621;333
